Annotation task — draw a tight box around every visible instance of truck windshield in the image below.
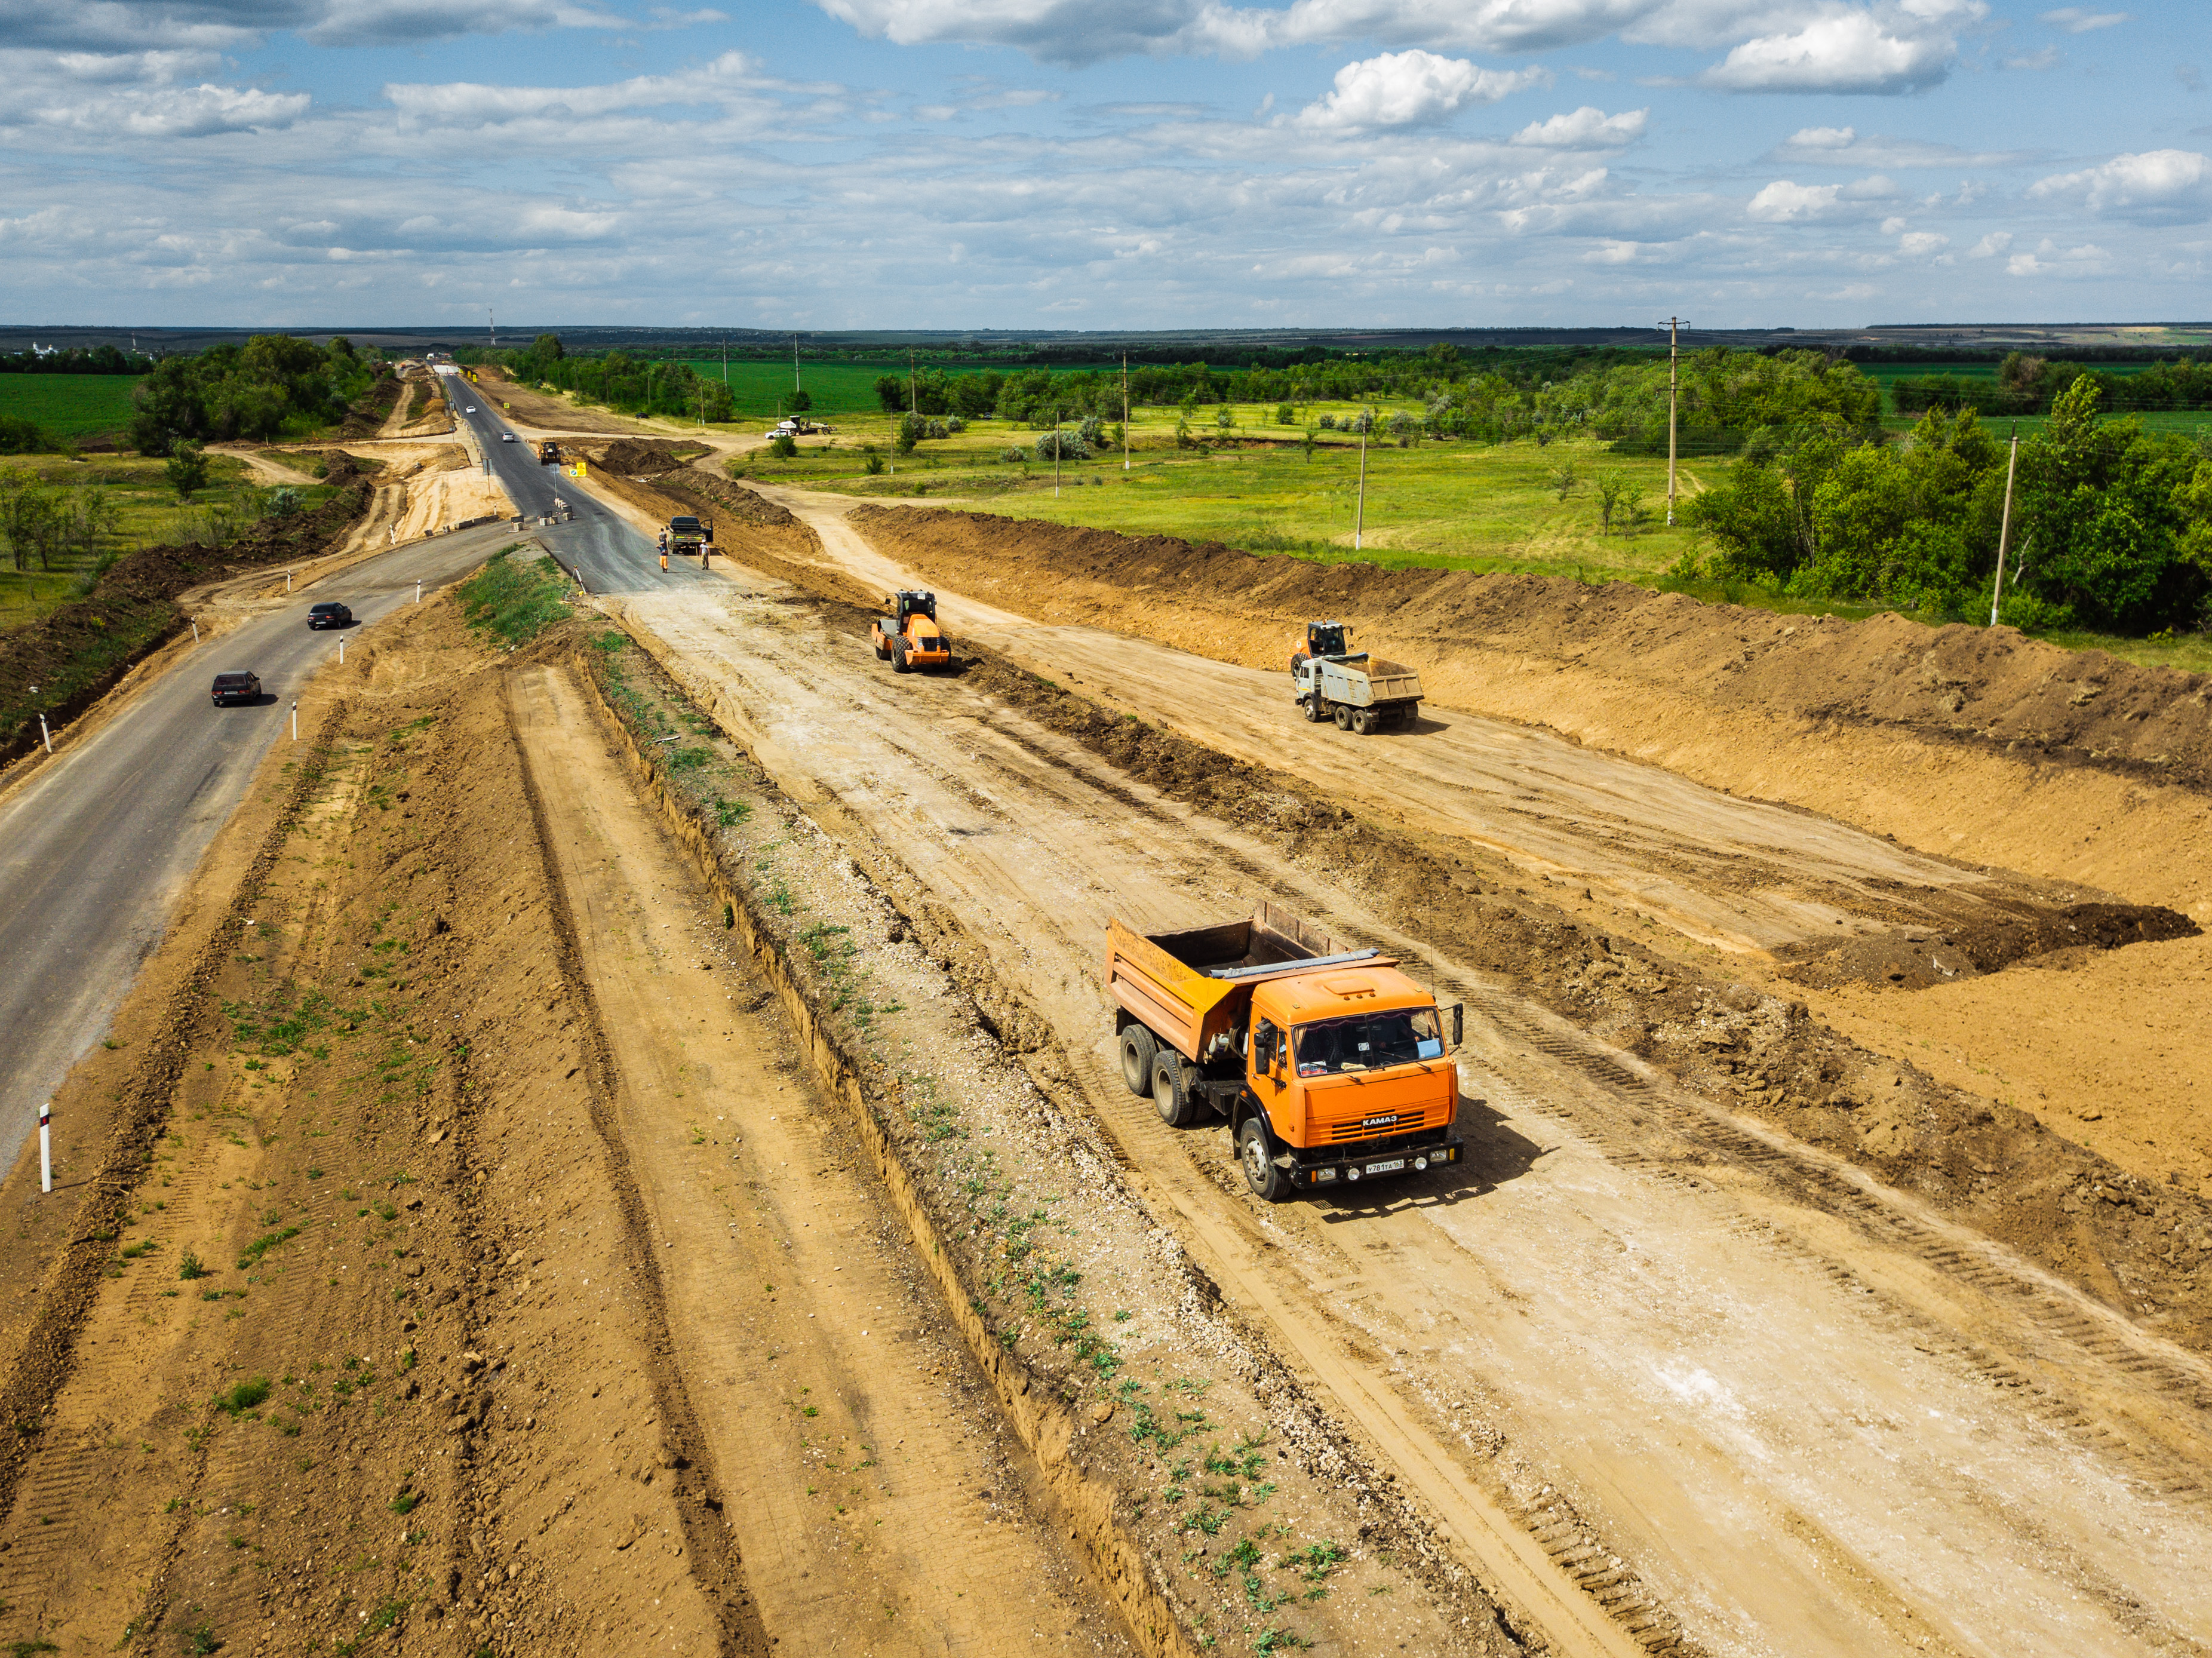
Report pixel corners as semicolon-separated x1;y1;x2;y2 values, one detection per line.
1294;1009;1442;1076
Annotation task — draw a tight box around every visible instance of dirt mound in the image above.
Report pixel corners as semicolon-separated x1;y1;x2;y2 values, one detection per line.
0;458;377;764
591;437;702;475
954;646;2212;1353
662;471;795;525
856;509;2212;791
1778;901;2201;992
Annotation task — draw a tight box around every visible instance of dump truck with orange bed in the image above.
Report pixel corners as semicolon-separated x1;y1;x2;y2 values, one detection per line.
1107;903;1463;1201
871;589;953;673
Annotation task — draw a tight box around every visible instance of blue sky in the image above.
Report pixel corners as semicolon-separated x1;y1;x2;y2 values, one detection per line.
1;1;2205;329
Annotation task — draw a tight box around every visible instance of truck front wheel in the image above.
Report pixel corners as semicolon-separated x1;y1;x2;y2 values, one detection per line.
1237;1118;1294;1203
1302;695;1326;723
1152;1052;1200;1128
1119;1024;1158;1095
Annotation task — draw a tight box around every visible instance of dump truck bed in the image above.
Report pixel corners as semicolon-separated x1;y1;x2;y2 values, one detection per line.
1107;902;1385;1066
1313;653;1423;709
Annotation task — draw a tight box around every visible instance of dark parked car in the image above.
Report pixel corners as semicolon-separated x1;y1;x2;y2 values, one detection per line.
308;601;352;629
211;671;260;707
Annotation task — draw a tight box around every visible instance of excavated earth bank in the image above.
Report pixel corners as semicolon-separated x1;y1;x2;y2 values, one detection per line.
852;509;2212;917
770;506;2211;1351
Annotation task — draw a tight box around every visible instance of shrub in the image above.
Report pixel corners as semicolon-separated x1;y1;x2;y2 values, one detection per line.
1035;431;1090;461
165;441;210;501
178;1250;208;1281
768;433;797;459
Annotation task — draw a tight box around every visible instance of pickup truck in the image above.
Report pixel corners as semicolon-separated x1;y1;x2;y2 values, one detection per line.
1106;903;1463;1200
662;514;714;557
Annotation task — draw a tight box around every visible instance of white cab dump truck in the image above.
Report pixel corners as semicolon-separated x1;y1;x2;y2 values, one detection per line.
1289;621;1423;735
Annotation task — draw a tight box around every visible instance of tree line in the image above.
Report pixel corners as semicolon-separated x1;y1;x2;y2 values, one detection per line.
1890;353;2212;417
462;336;735;423
0;345;156;376
1686;377;2211;633
126;335;387;453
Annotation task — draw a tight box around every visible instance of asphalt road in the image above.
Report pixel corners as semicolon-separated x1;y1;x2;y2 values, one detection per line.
443;371;704;597
0;520;524;1169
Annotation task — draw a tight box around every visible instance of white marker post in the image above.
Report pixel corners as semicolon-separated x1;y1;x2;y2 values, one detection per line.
338;635;345;665
286;570;293;592
415;579;422;605
39;714;53;754
291;699;299;742
192;621;199;644
39;1101;51;1194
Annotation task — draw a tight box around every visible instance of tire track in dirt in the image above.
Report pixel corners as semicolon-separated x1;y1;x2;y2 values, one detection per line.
510;661;1136;1657
502;681;769;1658
609;575;2212;1658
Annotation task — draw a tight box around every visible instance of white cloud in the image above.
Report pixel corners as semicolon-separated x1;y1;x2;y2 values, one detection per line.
2039;7;2127;32
1773;127;2037;168
1511;105;1646;148
1700;5;1984;94
1291;50;1547;130
1898;229;1947;254
1745;172;1893;220
2001;47;2058;69
2027;148;2212;222
1746;179;1839;220
2;80;311;136
384;51;758;122
1967;230;2011;256
1788;124;1855;149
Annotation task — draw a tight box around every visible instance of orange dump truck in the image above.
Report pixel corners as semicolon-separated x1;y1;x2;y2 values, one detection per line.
1107;904;1463;1201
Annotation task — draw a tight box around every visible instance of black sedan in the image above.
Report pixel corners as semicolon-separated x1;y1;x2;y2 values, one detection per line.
308;601;352;629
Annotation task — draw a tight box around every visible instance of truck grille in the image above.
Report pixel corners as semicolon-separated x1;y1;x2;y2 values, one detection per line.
1327;1111;1425;1142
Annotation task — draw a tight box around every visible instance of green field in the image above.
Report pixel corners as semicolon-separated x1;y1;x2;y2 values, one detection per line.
0;453;274;634
0;374;144;442
674;359;999;420
734;401;1707;581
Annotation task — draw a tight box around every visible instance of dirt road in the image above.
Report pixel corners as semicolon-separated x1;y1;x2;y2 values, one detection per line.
601;530;2212;1658
509;664;1133;1656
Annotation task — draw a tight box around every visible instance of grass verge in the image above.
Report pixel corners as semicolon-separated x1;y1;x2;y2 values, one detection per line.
456;546;573;647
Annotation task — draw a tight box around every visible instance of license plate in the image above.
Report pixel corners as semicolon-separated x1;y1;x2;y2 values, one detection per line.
1364;1158;1406;1175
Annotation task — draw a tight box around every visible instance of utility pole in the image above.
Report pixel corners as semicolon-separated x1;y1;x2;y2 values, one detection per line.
721;338;728;385
489;308;496;350
793;333;801;397
1990;423;2020;627
1663;316;1688;526
1354;406;1370;551
1053;407;1062;498
1122;352;1131;472
909;349;918;423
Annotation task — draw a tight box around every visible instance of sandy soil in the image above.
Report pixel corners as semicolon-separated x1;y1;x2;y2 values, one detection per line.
390;450;513;542
509;664;1135;1657
824;500;2212;1204
586;511;2212;1658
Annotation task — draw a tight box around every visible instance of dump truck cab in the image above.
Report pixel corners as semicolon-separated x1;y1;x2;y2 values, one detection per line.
1290;617;1423;736
871;589;953;673
1106;904;1462;1202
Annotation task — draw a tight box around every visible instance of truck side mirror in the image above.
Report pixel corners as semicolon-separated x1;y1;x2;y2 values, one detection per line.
1452;1003;1464;1046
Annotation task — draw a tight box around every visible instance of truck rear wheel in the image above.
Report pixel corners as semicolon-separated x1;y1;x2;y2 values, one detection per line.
1237;1118;1294;1203
1351;707;1375;735
1118;1024;1158;1095
1332;702;1353;731
1151;1052;1200;1128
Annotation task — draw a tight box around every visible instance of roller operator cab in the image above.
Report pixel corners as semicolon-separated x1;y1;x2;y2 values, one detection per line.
870;589;953;673
1107;904;1464;1202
